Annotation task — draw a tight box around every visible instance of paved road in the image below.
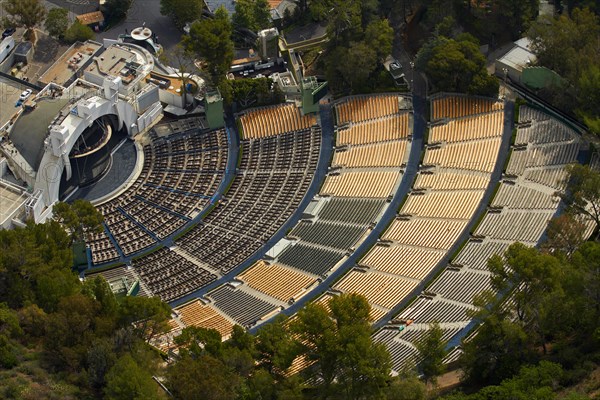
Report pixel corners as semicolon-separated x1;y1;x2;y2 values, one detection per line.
94;0;182;52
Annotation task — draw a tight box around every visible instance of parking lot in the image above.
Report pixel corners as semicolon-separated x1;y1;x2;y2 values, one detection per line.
0;79;32;127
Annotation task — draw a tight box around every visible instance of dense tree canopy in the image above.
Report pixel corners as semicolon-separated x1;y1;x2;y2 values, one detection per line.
185;6;234;87
233;0;271;32
44;7;69;39
416;34;499;97
1;0;46;32
160;0;204;30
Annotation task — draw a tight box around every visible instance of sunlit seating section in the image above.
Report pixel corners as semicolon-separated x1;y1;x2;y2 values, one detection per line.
383;218;467;250
431;95;503;121
208;286;279;328
237;261;316;302
333;140;408;168
132;248;217;302
361;245;446;280
333;269;419;310
336;95;400;124
239;103;317;139
423;138;502;173
414;170;489;190
337;113;410;145
429;111;504;143
403;190;484;220
321;171;400;198
177;300;234;338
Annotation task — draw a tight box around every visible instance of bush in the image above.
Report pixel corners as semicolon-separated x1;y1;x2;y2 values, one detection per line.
64;21;94;43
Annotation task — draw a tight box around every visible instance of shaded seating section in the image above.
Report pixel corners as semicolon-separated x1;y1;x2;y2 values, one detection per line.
177;127;321;274
132;248;217;302
239;103;317;139
277;243;345;276
86;127;228;263
290;220;366;250
88;229;120;264
335;96;504;324
337;113;410;145
317;198;386;225
237;261;316;302
374;105;592;373
430;95;503;121
86;264;151;297
177;300;234;337
207;286;280;328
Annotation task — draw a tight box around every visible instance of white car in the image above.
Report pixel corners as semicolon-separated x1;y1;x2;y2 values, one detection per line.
19;89;33;101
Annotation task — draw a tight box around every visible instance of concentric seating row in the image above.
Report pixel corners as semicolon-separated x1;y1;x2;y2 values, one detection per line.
321;170;400;198
374;104;589;373
237;261;316;302
333;140;408;168
177;300;234;337
337;113;410;145
431;95;503;121
239;103;317;139
86;127;228;263
132;248;217;302
429;111;503;143
336;95;401;125
333;95;505;324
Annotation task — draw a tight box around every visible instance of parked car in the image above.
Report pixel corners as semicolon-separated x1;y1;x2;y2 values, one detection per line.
19;89;33;102
2;28;16;39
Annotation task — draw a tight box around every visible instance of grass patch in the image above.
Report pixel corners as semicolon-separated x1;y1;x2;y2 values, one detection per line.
469;206;488;234
511;127;517;145
502;150;512;173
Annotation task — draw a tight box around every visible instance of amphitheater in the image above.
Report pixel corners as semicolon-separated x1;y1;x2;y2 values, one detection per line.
85;93;596;372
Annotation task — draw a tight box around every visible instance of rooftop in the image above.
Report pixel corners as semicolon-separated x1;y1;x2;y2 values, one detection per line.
39;41;102;86
76;11;105;25
9;98;70;170
0;180;28;227
85;44;151;86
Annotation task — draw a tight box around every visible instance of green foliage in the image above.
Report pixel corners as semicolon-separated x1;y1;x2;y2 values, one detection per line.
103;0;132;24
528;8;600;133
185;6;234;87
219;77;284;108
415;322;446;384
2;0;46;30
53;199;103;243
416;34;499;97
160;0;204;30
104;354;160;400
44;8;68;39
233;0;271;31
118;296;172;342
167;355;239;400
63;20;95;43
562;164;600;232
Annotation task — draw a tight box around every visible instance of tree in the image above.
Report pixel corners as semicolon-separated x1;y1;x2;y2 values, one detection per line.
64;20;95;43
364;19;394;62
416;34;499;97
542;213;586;254
104;354;160;400
493;0;539;39
103;0;132;23
118;296;171;343
160;0;204;30
291;294;392;399
185;6;234;87
415;322;447;384
233;0;271;31
159;44;198;107
167;355;239;400
44;8;68;39
562;164;600;236
2;0;46;36
53;199;103;243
